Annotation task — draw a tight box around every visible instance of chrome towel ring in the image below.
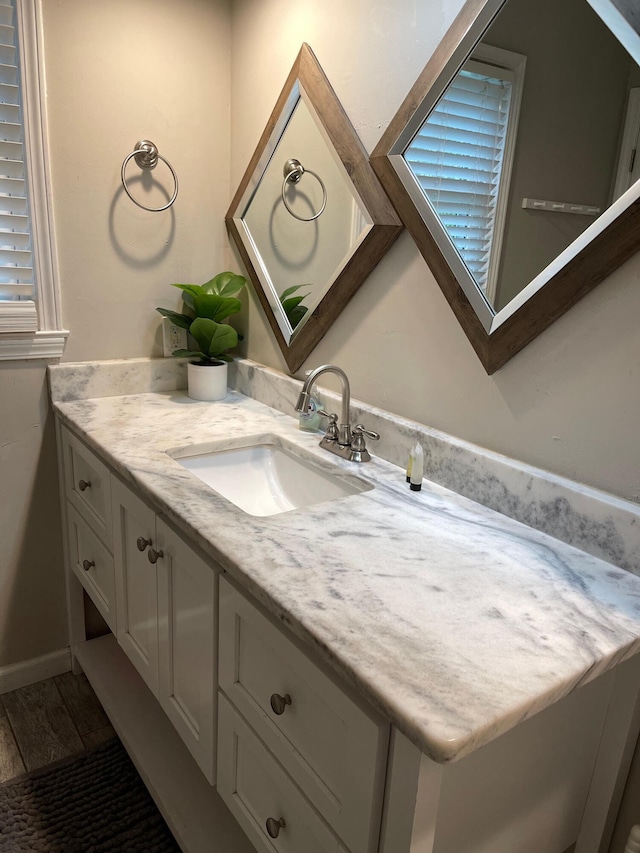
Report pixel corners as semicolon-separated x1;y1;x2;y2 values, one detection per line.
281;158;327;222
121;139;179;212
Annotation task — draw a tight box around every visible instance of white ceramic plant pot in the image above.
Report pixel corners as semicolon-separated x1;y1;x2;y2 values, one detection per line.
187;360;228;401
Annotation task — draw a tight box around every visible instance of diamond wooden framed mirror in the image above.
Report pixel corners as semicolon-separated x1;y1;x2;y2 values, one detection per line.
227;44;402;373
371;0;640;373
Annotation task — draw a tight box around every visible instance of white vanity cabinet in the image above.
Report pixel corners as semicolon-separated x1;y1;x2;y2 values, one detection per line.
217;576;389;853
54;414;640;853
110;476;217;783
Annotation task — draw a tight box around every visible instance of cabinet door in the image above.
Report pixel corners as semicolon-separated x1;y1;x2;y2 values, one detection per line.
156;518;217;784
112;477;159;695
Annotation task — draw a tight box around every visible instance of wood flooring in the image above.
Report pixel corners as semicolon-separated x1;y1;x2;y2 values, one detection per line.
0;671;116;783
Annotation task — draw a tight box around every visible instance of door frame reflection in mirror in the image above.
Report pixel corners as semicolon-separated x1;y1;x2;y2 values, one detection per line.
226;43;402;374
371;0;640;374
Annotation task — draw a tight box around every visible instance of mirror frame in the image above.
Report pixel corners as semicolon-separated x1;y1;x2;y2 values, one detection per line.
226;44;402;374
371;0;640;373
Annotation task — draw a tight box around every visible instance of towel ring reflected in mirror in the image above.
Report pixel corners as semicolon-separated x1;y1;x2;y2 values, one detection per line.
226;44;402;374
372;0;640;373
281;158;327;222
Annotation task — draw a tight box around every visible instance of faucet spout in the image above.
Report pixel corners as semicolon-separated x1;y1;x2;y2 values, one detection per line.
296;364;351;446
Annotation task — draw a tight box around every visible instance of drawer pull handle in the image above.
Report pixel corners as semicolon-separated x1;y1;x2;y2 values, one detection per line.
82;559;95;571
148;548;164;564
265;817;286;839
270;693;292;715
136;536;152;552
78;479;91;492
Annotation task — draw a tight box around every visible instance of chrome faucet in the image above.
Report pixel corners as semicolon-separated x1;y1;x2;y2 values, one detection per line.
295;364;379;462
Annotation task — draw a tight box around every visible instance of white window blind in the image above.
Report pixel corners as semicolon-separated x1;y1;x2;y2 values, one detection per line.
404;57;518;298
0;0;36;331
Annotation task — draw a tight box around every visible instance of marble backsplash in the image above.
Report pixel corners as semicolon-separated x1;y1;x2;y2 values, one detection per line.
48;356;640;575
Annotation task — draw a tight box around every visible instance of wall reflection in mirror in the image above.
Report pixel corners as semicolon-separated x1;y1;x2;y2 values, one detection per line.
241;95;370;338
401;0;640;316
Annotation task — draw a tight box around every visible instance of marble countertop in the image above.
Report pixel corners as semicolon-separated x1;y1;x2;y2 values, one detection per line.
54;389;640;764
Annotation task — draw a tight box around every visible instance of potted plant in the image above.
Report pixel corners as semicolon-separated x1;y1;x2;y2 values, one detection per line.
157;271;247;401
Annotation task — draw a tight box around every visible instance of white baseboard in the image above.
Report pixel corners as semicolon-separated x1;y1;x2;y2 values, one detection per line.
0;647;71;693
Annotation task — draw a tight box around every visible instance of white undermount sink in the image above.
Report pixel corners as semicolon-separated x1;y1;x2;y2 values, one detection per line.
168;435;373;516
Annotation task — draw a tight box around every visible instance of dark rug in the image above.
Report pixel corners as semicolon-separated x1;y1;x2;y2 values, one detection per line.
0;737;180;852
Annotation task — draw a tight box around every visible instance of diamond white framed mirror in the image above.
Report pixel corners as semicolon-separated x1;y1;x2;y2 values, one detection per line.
372;0;640;373
227;44;402;373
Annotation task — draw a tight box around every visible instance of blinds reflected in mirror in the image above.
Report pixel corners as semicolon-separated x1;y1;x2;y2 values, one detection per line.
404;48;524;301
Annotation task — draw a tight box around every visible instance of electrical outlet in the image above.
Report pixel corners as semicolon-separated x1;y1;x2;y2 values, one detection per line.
162;318;188;357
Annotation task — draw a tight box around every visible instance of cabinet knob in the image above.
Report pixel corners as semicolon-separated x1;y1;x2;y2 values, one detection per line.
78;479;91;492
265;817;286;839
136;536;152;552
270;693;292;715
82;559;95;571
148;548;163;564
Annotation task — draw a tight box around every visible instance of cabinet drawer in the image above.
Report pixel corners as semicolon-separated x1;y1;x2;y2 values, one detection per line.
67;504;116;633
61;425;112;545
218;693;347;853
219;577;388;853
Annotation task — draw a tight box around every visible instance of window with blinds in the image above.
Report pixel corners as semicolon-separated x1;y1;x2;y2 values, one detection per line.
404;52;524;301
0;0;35;331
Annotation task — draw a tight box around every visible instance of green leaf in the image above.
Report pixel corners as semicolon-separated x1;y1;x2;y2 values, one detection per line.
202;271;247;297
171;283;203;312
155;307;192;330
281;295;305;312
171;283;204;297
164;274;245;327
189;318;238;358
288;305;308;328
207;322;238;356
280;284;311;300
192;294;242;322
189;317;218;354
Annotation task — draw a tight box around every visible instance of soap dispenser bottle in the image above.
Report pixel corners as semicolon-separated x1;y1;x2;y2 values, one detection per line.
409;442;423;491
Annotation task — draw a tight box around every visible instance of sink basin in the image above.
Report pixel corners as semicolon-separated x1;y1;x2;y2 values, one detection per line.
168;435;373;516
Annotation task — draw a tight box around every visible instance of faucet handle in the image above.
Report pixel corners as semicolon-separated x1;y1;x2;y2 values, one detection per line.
318;410;339;442
353;424;380;442
349;424;379;462
351;424;380;454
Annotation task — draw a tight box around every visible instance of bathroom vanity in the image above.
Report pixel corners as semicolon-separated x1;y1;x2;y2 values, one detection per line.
49;358;640;853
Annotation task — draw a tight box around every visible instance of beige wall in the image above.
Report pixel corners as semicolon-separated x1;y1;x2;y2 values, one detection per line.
44;0;232;362
231;0;640;506
0;0;231;668
0;364;66;666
